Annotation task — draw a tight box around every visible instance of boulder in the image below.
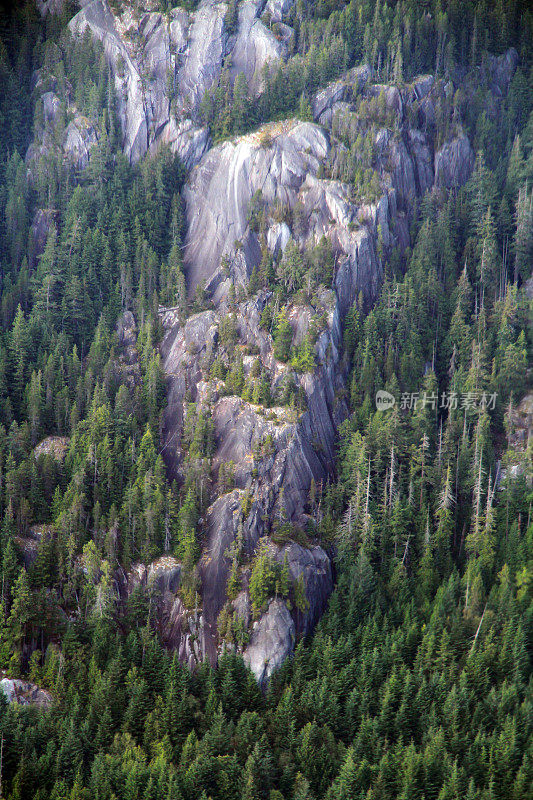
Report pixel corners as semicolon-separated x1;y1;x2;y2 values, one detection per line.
34;436;70;462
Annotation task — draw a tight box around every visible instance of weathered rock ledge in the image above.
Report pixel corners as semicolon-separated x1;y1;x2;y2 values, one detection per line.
155;59;503;682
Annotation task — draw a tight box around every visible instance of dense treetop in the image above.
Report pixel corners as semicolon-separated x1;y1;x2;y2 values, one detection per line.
0;1;531;799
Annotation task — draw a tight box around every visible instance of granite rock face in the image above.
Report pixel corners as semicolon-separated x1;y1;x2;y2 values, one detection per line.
243;599;295;685
435;134;475;189
265;0;295;23
33;0;518;189
274;542;333;636
156;60;497;683
69;0;149;163
64;0;292;166
0;678;53;708
229;0;286;93
30;209;57;264
26;89;99;176
183;121;330;297
63;115;99;170
36;0;66;15
175;0;227;118
32;4;520;684
120;556;212;668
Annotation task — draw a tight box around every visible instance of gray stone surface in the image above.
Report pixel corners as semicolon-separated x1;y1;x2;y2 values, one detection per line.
312;65;371;126
229;0;285;93
434;134;475;189
183;121;329;295
274;542;333;636
0;678;53;708
64;0;288;166
30;209;57;264
265;0;295;22
36;0;66;16
33;5;519;682
63;116;98;170
176;0;226;116
243;599;295;685
157;71;485;678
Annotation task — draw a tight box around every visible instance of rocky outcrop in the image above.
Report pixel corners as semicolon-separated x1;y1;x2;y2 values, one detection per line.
34;436;70;462
498;394;533;487
15;524;55;569
483;48;519;98
150;117;210;171
36;0;66;16
0;677;53;708
159;282;344;680
65;0;293;166
26;91;99;174
265;0;295;22
175;1;227;117
311;64;371;126
30;208;57;265
229;0;286;93
69;0;149;163
120;555;212;668
435;134;475;189
243;599;295;685
42;5;519;683
274;542;333;636
156;62;492;683
183;120;330;297
63;115;98;171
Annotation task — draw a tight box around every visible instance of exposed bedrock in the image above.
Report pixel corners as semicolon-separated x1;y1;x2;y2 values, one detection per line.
119;556;212;668
228;0;286;93
243;599;295;686
0;677;53;709
183;121;330;297
65;0;292;166
39;5;518;683
156;60;496;683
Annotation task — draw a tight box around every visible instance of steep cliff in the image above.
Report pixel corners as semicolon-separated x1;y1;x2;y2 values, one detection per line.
42;1;519;685
63;0;291;167
156;68;485;683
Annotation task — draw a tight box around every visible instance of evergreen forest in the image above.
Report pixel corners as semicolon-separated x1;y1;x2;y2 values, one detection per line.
0;0;531;798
